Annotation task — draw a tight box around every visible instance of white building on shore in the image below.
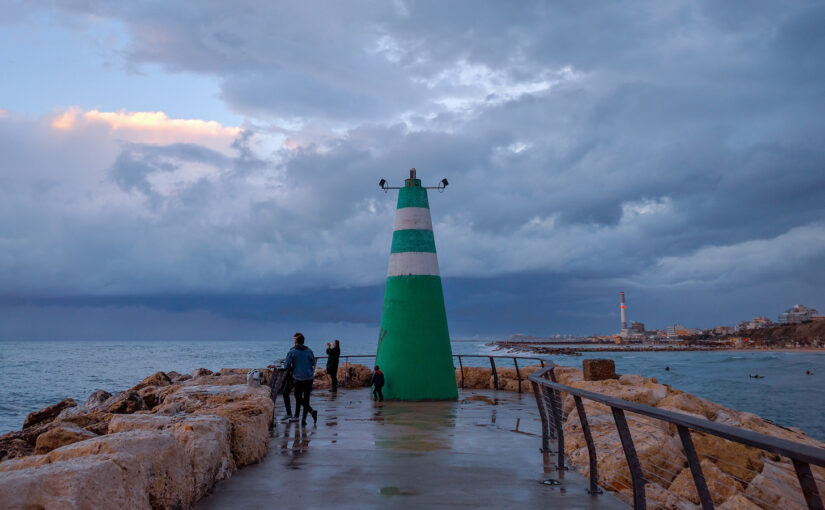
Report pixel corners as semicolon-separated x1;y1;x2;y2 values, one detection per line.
778;304;820;324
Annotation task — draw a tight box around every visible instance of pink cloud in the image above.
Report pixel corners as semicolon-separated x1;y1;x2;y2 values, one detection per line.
50;108;242;151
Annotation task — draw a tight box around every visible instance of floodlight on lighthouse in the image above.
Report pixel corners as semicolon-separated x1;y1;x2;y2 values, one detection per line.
378;176;450;191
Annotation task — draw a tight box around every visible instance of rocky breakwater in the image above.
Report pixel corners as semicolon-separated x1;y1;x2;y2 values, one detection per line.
0;368;273;510
455;361;825;509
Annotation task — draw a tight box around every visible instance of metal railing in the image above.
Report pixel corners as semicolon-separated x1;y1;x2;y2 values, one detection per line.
529;365;825;510
312;354;547;393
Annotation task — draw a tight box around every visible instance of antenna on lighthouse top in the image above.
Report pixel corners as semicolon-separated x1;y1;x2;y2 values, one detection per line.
409;168;416;179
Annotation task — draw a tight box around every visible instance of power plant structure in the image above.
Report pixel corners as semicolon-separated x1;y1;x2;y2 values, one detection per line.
617;291;647;339
620;291;629;336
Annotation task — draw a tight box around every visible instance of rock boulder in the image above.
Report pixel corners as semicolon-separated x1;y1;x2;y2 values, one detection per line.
130;371;173;392
103;391;147;414
23;398;77;429
35;423;98;454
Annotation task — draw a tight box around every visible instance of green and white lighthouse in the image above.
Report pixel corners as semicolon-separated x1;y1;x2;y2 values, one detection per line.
376;169;458;400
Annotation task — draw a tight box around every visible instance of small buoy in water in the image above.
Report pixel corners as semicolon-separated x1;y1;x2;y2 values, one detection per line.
806;370;812;376
665;366;670;371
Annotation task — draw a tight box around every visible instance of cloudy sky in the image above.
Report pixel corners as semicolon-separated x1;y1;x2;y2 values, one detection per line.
1;1;824;341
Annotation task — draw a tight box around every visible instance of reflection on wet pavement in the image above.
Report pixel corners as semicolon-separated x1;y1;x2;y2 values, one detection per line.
198;388;627;509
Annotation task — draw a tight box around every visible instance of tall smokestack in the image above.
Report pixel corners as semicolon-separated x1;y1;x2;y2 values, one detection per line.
620;291;628;331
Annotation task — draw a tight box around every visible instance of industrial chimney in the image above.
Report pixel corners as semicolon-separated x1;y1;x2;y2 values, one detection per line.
620;291;628;331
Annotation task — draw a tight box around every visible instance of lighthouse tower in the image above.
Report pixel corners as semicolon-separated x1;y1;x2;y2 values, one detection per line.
376;169;458;400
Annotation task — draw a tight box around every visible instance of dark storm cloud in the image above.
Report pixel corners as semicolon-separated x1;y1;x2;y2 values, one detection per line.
2;0;825;337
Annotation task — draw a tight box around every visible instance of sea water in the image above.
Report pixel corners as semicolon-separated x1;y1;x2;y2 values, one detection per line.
1;339;823;441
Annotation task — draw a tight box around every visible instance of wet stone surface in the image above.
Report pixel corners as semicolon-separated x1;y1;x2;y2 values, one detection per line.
197;389;627;509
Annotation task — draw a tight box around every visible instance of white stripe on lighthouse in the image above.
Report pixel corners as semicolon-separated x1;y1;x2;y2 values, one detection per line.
387;252;440;277
393;207;433;231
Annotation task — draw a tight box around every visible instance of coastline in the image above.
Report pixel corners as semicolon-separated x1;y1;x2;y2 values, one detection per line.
493;341;825;355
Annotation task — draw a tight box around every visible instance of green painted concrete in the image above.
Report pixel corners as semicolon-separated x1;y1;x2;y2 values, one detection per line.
377;275;457;400
396;182;429;209
391;229;436;253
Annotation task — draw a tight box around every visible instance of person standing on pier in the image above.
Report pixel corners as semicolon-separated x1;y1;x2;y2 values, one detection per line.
371;365;385;402
284;332;318;425
326;339;341;392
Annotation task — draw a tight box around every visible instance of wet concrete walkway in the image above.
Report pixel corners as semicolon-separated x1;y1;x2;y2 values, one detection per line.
198;388;626;509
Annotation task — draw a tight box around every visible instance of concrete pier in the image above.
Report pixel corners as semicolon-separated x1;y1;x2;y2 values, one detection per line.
197;389;626;509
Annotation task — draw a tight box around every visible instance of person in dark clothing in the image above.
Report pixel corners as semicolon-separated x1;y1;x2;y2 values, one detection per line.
280;369;296;422
284;332;318;425
370;365;385;402
325;339;341;391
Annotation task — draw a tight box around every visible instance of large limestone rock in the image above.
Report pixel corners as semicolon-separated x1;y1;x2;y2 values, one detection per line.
0;436;33;463
192;368;213;377
0;430;193;510
23;398;77;429
217;368;250;376
102;390;148;414
56;390;113;421
109;414;236;501
35;423;98;454
492;365;543;392
745;458;809;510
691;432;764;483
153;384;274;467
553;365;583;384
718;493;763;510
172;416;235;499
181;374;247;387
83;390;112;407
60;410;115;436
644;481;702;510
657;391;723;421
618;374;644;385
129;371;172;392
669;458;743;505
0;455;150;509
455;366;493;389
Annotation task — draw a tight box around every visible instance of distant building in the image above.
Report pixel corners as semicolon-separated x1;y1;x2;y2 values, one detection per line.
778;304;820;324
736;316;774;332
712;326;735;336
631;321;645;333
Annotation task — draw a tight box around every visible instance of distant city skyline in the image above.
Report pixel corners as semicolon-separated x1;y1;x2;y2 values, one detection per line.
2;2;825;341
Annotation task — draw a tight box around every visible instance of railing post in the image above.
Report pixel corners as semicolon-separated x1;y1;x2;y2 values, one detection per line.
574;396;602;494
531;381;551;453
792;459;825;510
676;425;714;510
514;357;522;393
540;359;545;368
490;357;499;390
458;356;465;389
611;407;646;510
543;386;565;470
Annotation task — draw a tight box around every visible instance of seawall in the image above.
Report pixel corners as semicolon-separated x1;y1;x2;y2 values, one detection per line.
2;362;823;509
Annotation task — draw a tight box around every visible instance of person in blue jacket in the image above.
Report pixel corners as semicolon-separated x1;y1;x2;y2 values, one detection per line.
284;332;318;425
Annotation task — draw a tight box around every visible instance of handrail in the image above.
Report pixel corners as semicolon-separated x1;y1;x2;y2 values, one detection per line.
528;365;825;510
308;354;547;393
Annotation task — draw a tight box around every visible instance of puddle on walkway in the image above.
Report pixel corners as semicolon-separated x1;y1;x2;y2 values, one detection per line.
380;486;416;496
